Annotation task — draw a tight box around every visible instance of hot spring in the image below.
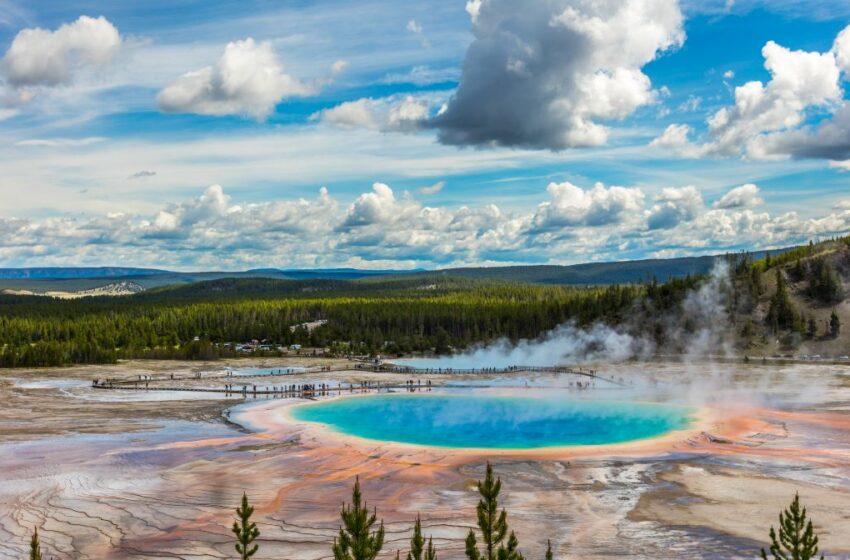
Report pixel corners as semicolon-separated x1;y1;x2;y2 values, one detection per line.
290;393;694;449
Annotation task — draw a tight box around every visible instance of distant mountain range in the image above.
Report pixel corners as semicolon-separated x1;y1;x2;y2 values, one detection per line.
0;267;169;279
0;249;792;294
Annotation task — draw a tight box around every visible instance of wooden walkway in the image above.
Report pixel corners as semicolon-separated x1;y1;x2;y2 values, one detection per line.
89;362;624;397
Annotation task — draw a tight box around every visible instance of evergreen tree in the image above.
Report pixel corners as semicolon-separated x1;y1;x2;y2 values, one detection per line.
807;316;817;339
333;477;385;560
805;259;842;304
232;492;260;560
767;270;798;333
545;540;553;560
407;515;437;560
497;531;524;560
830;310;841;337
761;493;823;560
30;527;42;560
465;463;524;560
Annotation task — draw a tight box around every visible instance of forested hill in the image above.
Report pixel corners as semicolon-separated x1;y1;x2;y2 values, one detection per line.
434;257;717;285
0;249;794;295
0;267;168;279
0;236;847;368
0;268;412;292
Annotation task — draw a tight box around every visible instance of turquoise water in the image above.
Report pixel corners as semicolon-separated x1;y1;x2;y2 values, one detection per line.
291;394;693;449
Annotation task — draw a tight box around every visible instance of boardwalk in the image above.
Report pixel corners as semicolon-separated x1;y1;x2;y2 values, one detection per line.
89;362;623;397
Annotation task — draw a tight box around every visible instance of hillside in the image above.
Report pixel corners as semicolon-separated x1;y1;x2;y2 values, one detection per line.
436;255;726;285
731;237;850;359
0;250;794;296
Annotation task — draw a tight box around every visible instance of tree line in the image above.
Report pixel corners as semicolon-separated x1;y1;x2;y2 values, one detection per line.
27;464;826;560
730;239;846;343
6;235;849;369
0;278;663;368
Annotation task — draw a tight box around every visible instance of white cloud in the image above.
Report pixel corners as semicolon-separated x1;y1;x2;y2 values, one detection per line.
647;185;704;229
407;19;423;35
418;180;445;195
713;183;763;209
383;65;460;86
650;123;699;156
835;26;850;75
406;19;430;48
14;137;105;148
314;94;431;132
431;0;685;150
1;16;121;88
532;181;645;230
723;70;735;79
654;26;849;160
314;98;378;128
342;182;402;227
678;95;701;112
157;38;317;120
829;159;850;171
465;0;483;23
2;181;850;269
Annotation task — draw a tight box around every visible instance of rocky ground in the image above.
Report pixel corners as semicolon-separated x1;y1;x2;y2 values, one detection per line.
1;358;849;559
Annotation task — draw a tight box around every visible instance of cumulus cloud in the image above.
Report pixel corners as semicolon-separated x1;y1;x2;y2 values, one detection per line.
157;38;325;120
650;123;699;155
3;182;850;270
135;184;338;246
647;186;704;230
142;184;231;239
654;24;850;161
1;15;121;88
835;26;850;74
532;181;645;230
341;182;402;228
314;95;430;132
430;0;684;150
713;183;763;209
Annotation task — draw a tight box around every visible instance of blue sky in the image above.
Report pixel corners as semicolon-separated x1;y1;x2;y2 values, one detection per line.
1;0;850;270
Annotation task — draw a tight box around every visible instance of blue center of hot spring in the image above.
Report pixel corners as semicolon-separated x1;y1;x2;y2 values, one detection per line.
291;394;694;449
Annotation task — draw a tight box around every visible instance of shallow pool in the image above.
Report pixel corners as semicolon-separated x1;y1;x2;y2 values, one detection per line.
291;393;694;449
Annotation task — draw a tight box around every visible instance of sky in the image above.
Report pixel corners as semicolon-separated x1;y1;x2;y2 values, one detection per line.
2;0;850;270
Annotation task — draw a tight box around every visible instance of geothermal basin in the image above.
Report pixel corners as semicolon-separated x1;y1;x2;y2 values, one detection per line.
2;358;850;559
290;393;694;449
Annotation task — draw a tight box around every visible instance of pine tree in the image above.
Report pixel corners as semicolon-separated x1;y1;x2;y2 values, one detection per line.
807;316;817;339
30;527;42;560
767;270;798;333
761;493;824;560
544;540;553;560
333;477;385;560
465;463;524;560
232;492;260;560
407;515;437;560
830;310;841;337
497;531;524;560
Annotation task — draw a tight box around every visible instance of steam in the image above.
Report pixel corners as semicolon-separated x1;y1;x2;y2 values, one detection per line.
406;323;650;370
397;260;835;411
406;260;735;369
